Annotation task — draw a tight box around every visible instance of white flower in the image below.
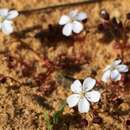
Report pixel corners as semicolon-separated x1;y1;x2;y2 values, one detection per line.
0;8;18;35
67;77;101;113
102;59;129;82
59;10;87;36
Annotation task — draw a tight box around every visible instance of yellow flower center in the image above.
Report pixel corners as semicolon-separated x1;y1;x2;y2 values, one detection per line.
80;91;85;98
111;65;116;71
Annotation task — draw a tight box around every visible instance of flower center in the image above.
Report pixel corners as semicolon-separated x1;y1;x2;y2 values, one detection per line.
80;91;85;98
111;65;116;71
70;16;77;23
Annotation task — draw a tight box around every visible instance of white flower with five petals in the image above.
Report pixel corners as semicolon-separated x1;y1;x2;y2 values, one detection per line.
67;77;101;113
59;10;87;36
102;59;129;82
0;8;18;35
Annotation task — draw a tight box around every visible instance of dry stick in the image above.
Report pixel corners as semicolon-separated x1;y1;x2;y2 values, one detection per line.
0;73;35;86
121;19;129;62
6;75;22;85
19;0;101;14
0;73;22;85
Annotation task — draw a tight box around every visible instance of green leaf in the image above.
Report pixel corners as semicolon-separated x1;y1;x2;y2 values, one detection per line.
52;102;66;124
44;111;53;130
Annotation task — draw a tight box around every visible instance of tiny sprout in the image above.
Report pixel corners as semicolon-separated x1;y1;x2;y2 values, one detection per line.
44;112;53;130
100;9;110;21
52;102;66;124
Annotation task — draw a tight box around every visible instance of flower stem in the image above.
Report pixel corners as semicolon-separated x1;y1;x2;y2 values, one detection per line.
19;0;100;14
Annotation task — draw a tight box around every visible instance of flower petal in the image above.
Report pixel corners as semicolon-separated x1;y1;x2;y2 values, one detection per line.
69;10;78;18
83;77;96;92
72;21;83;34
0;23;2;29
67;94;80;108
103;65;111;71
112;59;122;66
1;20;13;35
62;23;73;36
59;15;71;25
86;90;101;103
71;80;82;93
111;69;121;81
0;8;8;17
6;10;19;20
78;97;90;113
102;70;111;82
75;12;87;21
117;64;129;72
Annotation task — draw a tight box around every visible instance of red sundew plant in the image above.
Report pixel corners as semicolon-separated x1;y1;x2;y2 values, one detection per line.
35;51;90;95
0;1;130;130
98;9;130;60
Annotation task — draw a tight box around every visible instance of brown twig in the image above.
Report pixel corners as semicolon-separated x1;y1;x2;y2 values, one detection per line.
19;0;101;15
0;73;22;85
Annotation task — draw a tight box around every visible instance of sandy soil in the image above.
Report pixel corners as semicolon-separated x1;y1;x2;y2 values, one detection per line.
0;0;130;130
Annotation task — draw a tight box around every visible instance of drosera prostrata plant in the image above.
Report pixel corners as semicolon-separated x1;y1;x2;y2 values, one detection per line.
98;9;130;60
0;0;130;130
